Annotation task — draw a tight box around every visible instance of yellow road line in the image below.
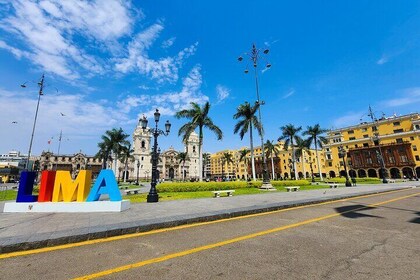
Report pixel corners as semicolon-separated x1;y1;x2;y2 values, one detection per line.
73;191;419;280
0;188;413;260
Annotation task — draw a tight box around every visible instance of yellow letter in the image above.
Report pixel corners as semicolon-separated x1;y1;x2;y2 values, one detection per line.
52;170;92;202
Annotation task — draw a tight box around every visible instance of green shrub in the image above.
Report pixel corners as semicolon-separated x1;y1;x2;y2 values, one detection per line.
156;181;262;192
270;180;311;187
325;177;381;183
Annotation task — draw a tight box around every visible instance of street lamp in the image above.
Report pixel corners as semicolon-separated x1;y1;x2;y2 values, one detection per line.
238;44;273;189
21;74;45;170
368;106;388;184
338;145;352;187
140;109;171;203
136;159;140;185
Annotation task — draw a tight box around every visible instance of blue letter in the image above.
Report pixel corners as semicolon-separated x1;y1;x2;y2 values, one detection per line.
86;170;122;201
16;171;38;202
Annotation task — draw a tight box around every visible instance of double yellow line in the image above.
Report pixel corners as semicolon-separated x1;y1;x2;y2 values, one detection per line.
73;190;419;279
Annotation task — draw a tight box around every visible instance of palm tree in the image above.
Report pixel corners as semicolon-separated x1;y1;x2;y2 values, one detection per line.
278;124;302;180
264;140;280;180
238;148;250;180
119;143;135;183
176;102;223;182
233;102;262;181
221;152;234;181
303;124;328;181
176;152;189;181
294;136;311;179
96;128;129;171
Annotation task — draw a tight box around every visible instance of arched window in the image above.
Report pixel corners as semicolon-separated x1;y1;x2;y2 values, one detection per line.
141;140;146;148
193;146;196;153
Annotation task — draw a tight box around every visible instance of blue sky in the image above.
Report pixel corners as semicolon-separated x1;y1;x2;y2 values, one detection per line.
0;0;419;156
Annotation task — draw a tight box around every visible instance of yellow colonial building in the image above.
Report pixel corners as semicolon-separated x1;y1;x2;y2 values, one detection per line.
209;142;325;181
323;112;420;179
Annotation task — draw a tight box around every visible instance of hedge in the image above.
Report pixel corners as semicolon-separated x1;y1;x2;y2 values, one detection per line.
156;179;314;192
324;177;381;183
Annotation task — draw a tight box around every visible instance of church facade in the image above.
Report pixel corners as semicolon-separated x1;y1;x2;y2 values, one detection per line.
131;119;200;181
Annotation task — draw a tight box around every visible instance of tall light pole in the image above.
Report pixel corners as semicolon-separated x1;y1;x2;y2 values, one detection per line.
140;109;171;203
21;74;44;171
367;106;388;183
238;44;273;190
338;145;352;187
136;159;140;185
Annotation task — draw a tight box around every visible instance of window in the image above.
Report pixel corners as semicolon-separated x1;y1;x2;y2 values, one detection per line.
348;130;354;134
326;154;332;160
141;141;145;148
413;145;417;151
328;162;332;167
410;137;414;140
393;129;403;133
363;134;369;138
396;138;403;144
355;144;358;148
416;155;420;161
363;143;369;147
362;128;368;132
372;126;378;131
393;121;400;126
193;146;196;153
349;137;356;140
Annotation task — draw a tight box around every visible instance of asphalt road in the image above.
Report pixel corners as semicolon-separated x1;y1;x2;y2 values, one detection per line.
1;188;419;280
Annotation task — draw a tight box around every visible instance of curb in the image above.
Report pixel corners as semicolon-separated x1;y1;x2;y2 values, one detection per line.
0;187;415;254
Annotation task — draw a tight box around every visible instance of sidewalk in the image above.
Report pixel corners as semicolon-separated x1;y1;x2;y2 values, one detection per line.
0;182;418;254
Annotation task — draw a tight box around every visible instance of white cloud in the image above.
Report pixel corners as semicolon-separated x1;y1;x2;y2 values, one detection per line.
216;85;230;103
332;111;365;128
118;65;209;117
115;23;197;83
162;37;176;49
0;0;134;79
283;88;295;99
377;55;389;65
0;87;132;155
381;87;420;107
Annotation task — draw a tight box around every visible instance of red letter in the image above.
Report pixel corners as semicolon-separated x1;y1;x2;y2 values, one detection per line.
38;171;56;202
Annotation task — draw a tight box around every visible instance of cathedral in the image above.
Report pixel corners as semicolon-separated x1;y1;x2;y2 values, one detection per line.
131;118;200;181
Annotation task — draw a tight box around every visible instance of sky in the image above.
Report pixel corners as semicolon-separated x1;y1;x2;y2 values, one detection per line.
0;0;419;157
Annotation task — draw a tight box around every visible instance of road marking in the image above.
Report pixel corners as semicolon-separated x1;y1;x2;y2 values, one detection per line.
0;188;413;260
73;191;419;279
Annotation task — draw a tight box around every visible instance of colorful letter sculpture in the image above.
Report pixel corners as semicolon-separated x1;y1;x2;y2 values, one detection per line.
86;169;122;202
16;171;38;202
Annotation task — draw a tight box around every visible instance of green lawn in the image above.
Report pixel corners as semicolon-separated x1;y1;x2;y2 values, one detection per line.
124;184;333;203
0;190;18;201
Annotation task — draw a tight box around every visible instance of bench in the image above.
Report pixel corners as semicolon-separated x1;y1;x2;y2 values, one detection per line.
285;186;300;192
327;182;338;188
124;188;141;195
212;190;235;197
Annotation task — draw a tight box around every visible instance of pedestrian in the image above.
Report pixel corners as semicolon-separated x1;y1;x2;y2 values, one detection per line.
351;177;357;186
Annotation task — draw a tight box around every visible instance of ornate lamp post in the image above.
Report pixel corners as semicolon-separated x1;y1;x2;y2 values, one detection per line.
136;159;140;185
338;145;352;187
238;44;273;189
21;74;45;170
140;109;171;203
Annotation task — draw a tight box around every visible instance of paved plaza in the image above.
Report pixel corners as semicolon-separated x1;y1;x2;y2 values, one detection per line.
0;182;418;254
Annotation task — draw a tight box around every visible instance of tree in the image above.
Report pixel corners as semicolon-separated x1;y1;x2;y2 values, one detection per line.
238;149;250;180
264;140;280;180
294;136;311;179
96;128;129;172
176;102;223;182
278;124;302;180
119;143;135;183
221;152;234;181
176;152;189;181
303;124;328;181
233;102;262;181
